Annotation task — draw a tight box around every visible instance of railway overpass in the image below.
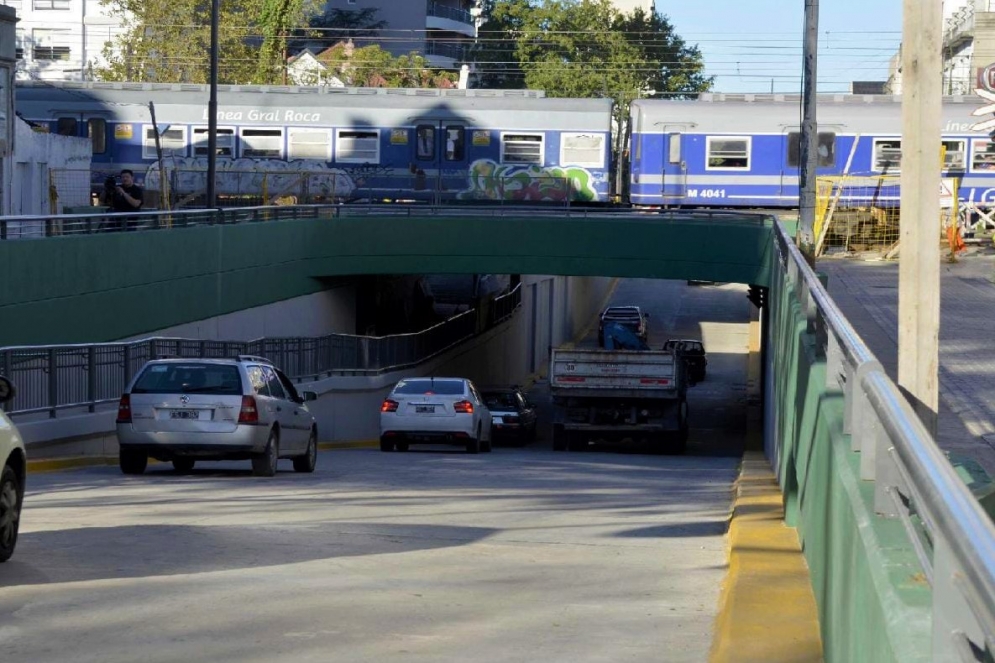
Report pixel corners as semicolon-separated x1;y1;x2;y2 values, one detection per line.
0;205;992;663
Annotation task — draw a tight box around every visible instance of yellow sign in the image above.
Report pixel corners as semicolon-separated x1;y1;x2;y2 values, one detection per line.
472;130;490;146
390;129;408;145
114;124;134;139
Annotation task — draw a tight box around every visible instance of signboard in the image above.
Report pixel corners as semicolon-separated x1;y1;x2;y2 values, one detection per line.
114;124;134;139
472;130;490;146
978;64;995;93
390;129;408;145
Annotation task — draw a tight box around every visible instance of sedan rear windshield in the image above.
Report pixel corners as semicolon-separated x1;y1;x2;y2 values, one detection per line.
132;363;243;395
393;379;465;395
483;392;518;409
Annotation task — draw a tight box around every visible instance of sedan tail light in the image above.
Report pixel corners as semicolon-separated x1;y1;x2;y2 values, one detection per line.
453;400;474;414
238;395;259;424
116;394;132;423
381;399;399;413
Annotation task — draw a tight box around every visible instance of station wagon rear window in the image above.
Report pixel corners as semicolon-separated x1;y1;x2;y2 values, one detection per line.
706;137;751;170
393;379;465;396
336;129;379;163
143;125;186;159
501;134;544;164
132;364;243;395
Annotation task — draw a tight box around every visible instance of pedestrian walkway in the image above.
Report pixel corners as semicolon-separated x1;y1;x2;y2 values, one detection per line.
819;251;995;477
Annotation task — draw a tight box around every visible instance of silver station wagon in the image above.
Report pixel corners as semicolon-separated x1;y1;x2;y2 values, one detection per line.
116;356;318;477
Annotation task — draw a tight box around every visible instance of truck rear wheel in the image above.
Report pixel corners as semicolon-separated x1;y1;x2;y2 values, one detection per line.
552;425;567;451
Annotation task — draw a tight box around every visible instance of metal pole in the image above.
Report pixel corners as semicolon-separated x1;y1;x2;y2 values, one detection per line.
898;0;942;437
798;0;819;266
206;0;219;208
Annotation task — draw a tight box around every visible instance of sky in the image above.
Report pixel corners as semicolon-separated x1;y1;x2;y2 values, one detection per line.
659;0;904;94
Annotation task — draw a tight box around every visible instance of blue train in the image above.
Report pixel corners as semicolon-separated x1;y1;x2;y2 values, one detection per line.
629;93;995;209
14;82;995;209
13;82;614;205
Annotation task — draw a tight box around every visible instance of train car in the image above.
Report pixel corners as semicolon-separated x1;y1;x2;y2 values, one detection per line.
14;81;614;205
629;93;995;209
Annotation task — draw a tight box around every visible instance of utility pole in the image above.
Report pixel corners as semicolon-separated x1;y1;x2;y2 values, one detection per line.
206;0;220;208
898;0;942;436
797;0;819;266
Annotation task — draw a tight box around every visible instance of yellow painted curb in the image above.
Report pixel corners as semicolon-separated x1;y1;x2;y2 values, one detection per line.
318;440;378;450
708;452;823;663
29;456;117;473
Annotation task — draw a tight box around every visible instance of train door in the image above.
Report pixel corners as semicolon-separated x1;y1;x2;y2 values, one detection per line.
660;124;691;205
414;120;467;203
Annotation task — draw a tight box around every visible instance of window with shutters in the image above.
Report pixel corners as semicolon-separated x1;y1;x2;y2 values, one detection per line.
335;129;379;163
143;125;186;158
501;133;543;164
289;128;331;160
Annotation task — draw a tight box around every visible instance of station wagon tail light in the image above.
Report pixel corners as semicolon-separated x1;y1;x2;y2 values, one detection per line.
381;399;399;413
116;394;132;423
238;396;259;423
453;400;474;414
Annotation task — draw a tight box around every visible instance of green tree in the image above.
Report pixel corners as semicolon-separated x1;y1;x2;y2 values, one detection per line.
96;0;264;83
302;43;457;88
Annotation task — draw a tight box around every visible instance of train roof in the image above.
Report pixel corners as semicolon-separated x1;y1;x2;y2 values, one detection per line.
631;93;985;135
15;81;614;131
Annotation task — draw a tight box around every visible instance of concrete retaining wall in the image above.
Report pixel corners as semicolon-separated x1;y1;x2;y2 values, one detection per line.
15;274;615;458
769;260;931;662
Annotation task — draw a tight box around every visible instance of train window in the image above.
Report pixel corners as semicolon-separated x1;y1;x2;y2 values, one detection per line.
706;137;751;170
971;139;995;171
502;133;544;164
942;140;966;171
445;126;465;161
872;139;902;171
336;129;379;163
88;118;106;154
56;117;77;136
786;132;836;168
288;128;330;160
241;128;283;158
561;133;605;168
416;125;435;160
193;127;234;157
143;125;187;159
668;133;681;165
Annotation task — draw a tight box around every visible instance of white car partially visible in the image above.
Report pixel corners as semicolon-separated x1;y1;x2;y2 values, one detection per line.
0;376;26;563
379;377;492;454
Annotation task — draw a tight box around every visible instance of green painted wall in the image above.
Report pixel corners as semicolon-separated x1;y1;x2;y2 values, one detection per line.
0;212;773;346
770;247;932;662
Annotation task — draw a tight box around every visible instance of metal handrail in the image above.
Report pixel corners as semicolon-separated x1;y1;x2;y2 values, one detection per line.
770;219;995;661
0;284;522;418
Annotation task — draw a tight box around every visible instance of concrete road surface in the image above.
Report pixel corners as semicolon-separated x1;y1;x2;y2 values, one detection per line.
0;279;752;663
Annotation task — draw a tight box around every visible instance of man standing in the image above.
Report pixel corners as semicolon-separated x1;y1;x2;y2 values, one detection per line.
110;169;143;230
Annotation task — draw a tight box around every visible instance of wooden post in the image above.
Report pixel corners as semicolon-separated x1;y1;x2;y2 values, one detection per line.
898;0;942;436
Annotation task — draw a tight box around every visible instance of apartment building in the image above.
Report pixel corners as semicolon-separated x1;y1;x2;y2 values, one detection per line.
888;0;995;95
324;0;484;70
609;0;655;15
0;0;123;81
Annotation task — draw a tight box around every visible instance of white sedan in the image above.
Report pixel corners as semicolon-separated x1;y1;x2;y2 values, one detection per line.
0;376;26;563
379;377;492;454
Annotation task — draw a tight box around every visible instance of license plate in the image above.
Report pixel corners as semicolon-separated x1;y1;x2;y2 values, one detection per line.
415;405;436;414
170;410;201;420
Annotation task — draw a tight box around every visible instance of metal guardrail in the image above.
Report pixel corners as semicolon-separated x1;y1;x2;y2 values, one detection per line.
0;204;773;240
427;2;473;25
0;285;522;418
770;221;995;662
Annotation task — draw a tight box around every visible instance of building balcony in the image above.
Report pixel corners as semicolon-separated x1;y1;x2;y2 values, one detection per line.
427;2;477;38
944;5;975;50
425;39;467;69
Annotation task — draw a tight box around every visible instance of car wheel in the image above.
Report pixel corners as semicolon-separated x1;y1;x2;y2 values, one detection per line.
293;429;318;473
119;448;148;475
481;426;492;453
252;430;279;477
380;437;395;452
172;458;195;473
465;436;480;454
0;466;21;563
395;441;410;452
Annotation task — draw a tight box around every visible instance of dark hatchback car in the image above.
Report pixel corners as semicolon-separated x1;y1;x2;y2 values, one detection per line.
481;387;538;444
